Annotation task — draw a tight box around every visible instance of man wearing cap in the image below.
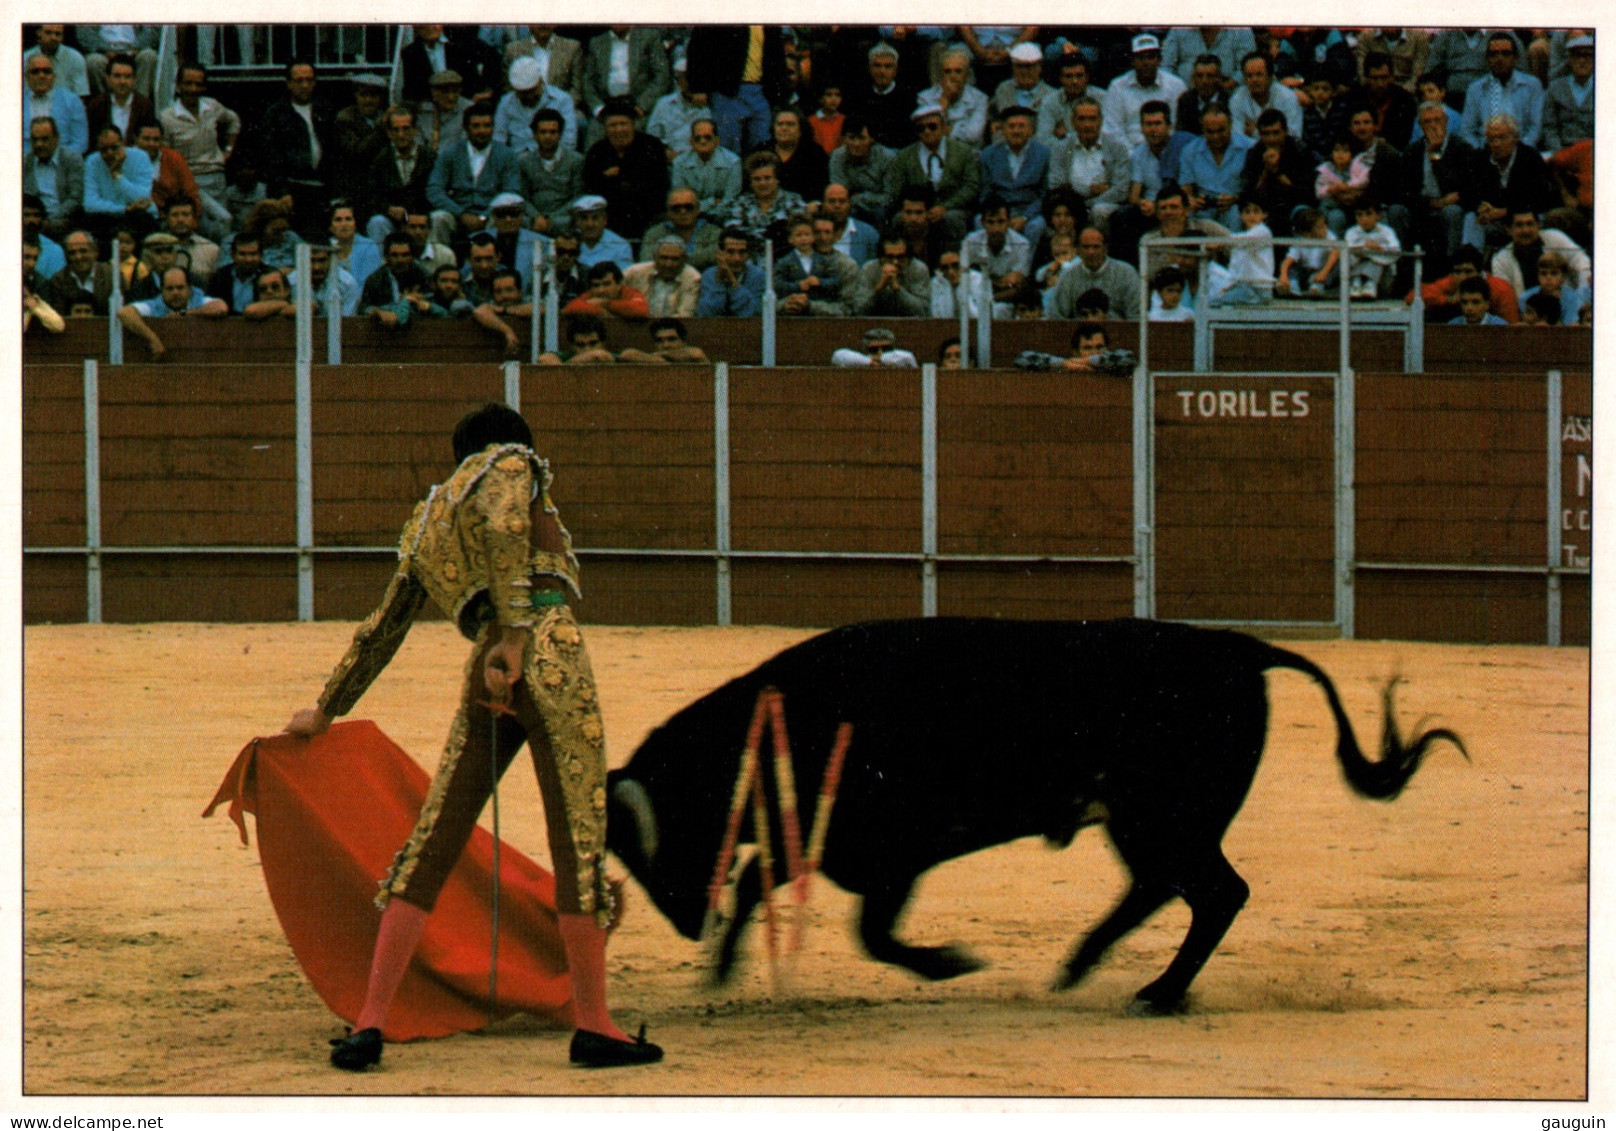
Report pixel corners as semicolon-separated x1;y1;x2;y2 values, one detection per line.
584;98;671;242
497;57;578;154
569;196;636;273
639;188;721;271
988;43;1058;127
886;104;980;247
671;120;742;221
426;102;521;249
624;237;702;317
1541;36;1593;156
504;26;584;99
418;70;475;156
647;57;714;160
485;193;551;292
831;327;918;367
117;266;228;360
1104;34;1188;149
517;109;586;236
331;73;391;201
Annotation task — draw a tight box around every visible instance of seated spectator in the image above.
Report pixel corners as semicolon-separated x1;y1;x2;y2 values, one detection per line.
1446;276;1510;325
854;231;930;317
25;24;88;98
117;265;227;359
205;233;266;313
24;119;85;242
647;56;714;160
132;122;203;222
774;213;849;315
891;183;950;270
827;116;895;227
831;326;918;367
82;25;159;99
1343;198;1401;299
764;107;831;202
1028;186;1088;274
242;268;296;320
1275;207;1341;297
848;41;918;150
616;317;711;364
134;231;189;302
459;234;505;306
1149;264;1195;321
1046;98;1130;237
403;211;457;277
513;108;583;238
1490;210;1591;297
160;199;218;287
1241;109;1313;236
158;61;240;241
1341;52;1418;154
989;42;1057;125
1109;100;1191;257
330;74;390;204
478;269;533;322
583;98;672;242
930;248;986;320
815;183;880;265
671;119;742;222
1177;106;1254;230
360;232;430;313
23;52;88;157
484;193;549;292
1517;252;1585;326
289;244;361;317
1175;53;1230;141
1518;291;1562;327
416;69;473;156
1314;136;1370;237
886;104;979;248
537;313;619;365
1342;108;1406;241
1300;66;1352;164
426;101;520;250
362;105;435;242
640;188;722;272
1545;138;1593;250
1406;71;1461;147
979;107;1052;245
697;227;768;316
1459;34;1544;149
1104;34;1188;148
548;232;589;304
624;238;703;318
1139;184;1231;295
22;195;67;280
496;57;577;155
1037;55;1107;145
1014;321;1138;373
1395;99;1478;276
44;231;115;316
1411;245;1519;324
1230;51;1303;139
111;226;155;301
1541;36;1594;156
569;195;636;273
562;260;651;321
23;237;67;334
328;200;382;295
809;214;865;308
83;125;157;244
806;82;846;156
918;46;990;148
1035;231;1080;312
85;53;157;148
1051;227;1143;320
1354;29;1431;92
937;337;964;368
963;197;1032;318
726;151;809;252
1469;114;1557;252
236;198;304;273
421;262;477;318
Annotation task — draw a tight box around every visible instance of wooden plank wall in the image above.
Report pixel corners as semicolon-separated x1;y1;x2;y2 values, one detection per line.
22;366;88;623
1154;377;1337;623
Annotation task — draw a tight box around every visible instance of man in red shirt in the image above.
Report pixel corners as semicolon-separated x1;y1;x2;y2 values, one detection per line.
132;122;201;217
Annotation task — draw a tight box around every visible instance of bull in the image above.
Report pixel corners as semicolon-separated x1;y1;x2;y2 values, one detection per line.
605;618;1465;1012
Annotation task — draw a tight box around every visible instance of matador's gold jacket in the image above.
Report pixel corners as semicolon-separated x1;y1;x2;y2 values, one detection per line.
318;443;581;718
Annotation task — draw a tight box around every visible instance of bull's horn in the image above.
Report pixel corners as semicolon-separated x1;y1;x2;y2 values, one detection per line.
612;779;659;862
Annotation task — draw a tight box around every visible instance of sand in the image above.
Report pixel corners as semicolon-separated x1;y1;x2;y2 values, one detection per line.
20;622;1590;1100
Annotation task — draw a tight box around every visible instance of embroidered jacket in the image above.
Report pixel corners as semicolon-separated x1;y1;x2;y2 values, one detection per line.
318;443;580;717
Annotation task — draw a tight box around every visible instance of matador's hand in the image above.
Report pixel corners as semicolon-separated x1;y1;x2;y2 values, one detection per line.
285;707;331;738
484;627;531;704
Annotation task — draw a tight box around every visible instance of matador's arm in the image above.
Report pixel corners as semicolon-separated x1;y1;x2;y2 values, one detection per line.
316;565;431;719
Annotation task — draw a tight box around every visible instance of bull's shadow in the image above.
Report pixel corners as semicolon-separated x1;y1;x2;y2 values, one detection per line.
606;618;1465;1014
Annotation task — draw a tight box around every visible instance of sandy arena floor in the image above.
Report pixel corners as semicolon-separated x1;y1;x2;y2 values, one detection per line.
19;622;1591;1100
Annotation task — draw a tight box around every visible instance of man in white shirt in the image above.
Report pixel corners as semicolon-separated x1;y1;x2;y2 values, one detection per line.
1228;52;1303;139
915;46;990;148
158;62;240;240
646;56;714;160
1104;34;1188;149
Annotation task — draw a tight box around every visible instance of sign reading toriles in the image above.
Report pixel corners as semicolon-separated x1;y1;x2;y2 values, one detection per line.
1173;389;1312;419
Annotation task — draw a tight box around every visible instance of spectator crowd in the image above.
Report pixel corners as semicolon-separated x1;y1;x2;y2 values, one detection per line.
23;23;1594;354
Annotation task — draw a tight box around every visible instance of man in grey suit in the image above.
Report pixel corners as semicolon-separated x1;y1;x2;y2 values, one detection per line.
517;109;585;236
885;104;981;245
580;27;671;133
426;103;521;249
24;117;85;239
1541;35;1593;155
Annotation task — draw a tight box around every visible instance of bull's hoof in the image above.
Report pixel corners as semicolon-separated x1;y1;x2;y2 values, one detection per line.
1127;989;1189;1017
903;944;985;981
1050;963;1088;993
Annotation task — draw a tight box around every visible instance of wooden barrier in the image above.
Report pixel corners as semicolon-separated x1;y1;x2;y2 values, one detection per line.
20;362;1590;644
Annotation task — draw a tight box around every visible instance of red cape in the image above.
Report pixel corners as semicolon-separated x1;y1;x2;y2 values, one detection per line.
205;720;574;1041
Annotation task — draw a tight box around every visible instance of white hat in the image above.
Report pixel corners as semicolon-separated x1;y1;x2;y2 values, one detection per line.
508;57;543;90
911;101;945;121
1567;34;1594;51
570;194;609;213
490;192;526;211
672;54;688;74
352;73;389;90
1131;33;1162;55
1009;42;1043;64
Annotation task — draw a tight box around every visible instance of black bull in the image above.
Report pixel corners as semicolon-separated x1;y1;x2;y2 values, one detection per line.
605;618;1465;1011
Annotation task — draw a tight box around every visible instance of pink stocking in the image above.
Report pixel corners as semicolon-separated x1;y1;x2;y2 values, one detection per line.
557;912;627;1041
354;898;430;1033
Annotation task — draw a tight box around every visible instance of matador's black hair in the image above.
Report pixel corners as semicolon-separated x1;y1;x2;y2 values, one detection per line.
452;402;533;463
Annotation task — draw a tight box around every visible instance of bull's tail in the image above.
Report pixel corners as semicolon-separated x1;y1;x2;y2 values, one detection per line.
1262;645;1469;800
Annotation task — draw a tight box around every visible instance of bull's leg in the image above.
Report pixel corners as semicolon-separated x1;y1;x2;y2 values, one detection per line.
857;874;985;981
1131;848;1250;1014
709;855;764;985
1052;879;1173;992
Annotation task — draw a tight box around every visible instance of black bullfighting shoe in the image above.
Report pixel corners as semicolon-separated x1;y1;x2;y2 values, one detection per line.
569;1024;664;1067
329;1026;384;1071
